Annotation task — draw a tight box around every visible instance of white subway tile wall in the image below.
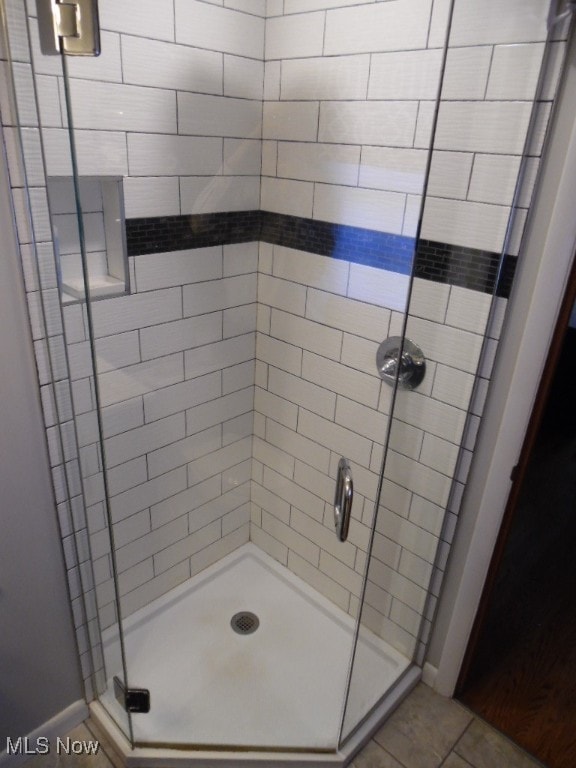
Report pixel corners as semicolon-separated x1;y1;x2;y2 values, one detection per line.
251;242;493;654
262;0;554;248
26;0;265;217
2;0;566;693
75;244;257;626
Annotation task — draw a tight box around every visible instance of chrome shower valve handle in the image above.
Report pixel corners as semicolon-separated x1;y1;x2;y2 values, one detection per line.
376;337;426;391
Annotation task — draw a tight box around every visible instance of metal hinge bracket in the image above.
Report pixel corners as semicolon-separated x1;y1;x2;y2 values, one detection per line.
113;676;151;714
37;0;101;56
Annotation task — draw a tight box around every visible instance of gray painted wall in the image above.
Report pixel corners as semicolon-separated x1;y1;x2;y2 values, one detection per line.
0;133;83;740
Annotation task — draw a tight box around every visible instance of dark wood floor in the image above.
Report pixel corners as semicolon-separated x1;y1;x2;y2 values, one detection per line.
458;330;576;768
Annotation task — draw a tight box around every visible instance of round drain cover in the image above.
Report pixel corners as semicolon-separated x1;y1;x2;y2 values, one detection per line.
231;611;259;635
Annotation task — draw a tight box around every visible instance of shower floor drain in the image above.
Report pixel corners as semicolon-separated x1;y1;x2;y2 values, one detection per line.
231;611;259;635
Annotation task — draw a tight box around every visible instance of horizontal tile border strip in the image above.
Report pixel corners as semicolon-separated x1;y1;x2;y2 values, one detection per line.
126;211;515;298
415;240;516;298
126;210;262;256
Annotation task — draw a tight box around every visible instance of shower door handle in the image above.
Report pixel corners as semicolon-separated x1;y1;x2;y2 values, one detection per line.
334;457;353;542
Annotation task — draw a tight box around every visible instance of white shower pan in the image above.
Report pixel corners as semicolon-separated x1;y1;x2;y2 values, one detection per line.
91;543;419;766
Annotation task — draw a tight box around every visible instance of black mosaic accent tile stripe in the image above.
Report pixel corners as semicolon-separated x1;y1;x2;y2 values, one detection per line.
414;240;515;297
260;211;415;274
126;212;514;298
126;211;262;256
495;254;517;299
127;210;415;274
126;210;415;274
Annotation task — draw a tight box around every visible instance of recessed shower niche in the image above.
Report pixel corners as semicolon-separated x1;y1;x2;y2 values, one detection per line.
47;176;129;301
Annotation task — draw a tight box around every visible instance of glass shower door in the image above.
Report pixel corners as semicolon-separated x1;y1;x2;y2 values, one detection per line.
43;0;445;748
339;0;565;745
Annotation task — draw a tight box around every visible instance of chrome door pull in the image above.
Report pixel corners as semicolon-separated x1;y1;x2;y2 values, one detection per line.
334;457;353;542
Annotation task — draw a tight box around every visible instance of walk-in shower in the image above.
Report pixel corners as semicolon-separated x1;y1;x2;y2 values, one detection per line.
1;0;570;763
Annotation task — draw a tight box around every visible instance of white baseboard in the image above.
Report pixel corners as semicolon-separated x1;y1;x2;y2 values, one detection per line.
0;700;88;768
421;662;438;689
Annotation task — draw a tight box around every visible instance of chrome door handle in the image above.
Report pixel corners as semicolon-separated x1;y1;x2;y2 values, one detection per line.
334;457;353;542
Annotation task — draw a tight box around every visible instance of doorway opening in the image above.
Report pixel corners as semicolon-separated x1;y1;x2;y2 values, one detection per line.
456;254;576;768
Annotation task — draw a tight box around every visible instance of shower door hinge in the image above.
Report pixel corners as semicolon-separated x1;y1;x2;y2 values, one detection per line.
113;676;151;714
37;0;101;56
548;0;576;30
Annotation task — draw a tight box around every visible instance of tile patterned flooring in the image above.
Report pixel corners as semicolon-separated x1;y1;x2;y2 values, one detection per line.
19;684;544;768
351;684;544;768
